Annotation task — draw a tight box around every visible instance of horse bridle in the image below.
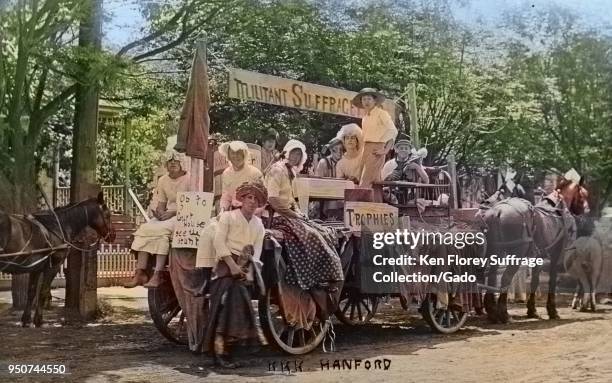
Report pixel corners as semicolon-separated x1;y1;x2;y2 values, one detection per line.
47;201;113;252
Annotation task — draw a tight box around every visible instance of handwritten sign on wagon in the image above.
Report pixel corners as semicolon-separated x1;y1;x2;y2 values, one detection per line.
344;202;399;232
172;192;214;248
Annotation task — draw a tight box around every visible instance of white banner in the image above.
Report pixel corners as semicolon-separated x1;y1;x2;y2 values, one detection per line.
228;68;397;118
172;192;214;248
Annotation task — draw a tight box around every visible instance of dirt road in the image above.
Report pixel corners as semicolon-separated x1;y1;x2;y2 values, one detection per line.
1;287;612;383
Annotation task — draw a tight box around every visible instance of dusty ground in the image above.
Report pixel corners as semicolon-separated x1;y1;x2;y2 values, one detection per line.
1;287;612;383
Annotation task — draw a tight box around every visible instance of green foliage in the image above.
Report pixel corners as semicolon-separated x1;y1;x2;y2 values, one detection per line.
1;0;611;211
97;110;174;197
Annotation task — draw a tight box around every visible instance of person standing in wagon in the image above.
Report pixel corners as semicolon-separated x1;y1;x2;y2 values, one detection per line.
352;88;398;189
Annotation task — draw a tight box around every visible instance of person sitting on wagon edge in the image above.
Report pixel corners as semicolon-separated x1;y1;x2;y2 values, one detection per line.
265;139;344;325
124;151;190;288
352;88;398;188
204;182;266;369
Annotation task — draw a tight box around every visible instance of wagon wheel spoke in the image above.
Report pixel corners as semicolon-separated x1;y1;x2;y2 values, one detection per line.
350;302;356;320
342;301;351;315
436;311;446;327
163;306;181;326
451;310;460;323
357;301;363;322
286;327;295;347
276;321;287;337
446;310;452;328
160;298;178;313
298;329;306;346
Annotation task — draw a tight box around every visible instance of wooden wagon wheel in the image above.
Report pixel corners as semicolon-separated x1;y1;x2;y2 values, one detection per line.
421;293;468;334
147;273;188;345
258;286;329;355
335;286;379;325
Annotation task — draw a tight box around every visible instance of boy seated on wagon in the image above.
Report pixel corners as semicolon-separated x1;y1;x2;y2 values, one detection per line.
381;133;430;184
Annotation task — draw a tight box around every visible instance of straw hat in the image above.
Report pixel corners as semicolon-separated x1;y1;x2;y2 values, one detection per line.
351;88;386;108
235;182;268;206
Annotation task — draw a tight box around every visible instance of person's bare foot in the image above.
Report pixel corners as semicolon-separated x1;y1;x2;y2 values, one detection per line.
124;269;148;288
144;271;163;288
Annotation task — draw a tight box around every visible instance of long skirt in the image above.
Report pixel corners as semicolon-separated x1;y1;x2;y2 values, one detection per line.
130;217;176;255
169;248;209;353
204;263;260;353
359;142;386;188
272;216;344;291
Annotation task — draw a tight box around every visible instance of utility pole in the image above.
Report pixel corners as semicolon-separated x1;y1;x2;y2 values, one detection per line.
66;0;103;321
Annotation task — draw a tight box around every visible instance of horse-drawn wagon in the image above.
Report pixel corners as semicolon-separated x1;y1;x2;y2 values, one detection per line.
147;166;486;354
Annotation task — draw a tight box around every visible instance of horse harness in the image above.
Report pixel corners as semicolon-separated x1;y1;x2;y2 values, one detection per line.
482;197;574;259
0;204;99;260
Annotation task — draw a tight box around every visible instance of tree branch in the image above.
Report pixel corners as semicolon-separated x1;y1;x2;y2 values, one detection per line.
132;2;225;63
116;3;188;58
35;83;77;126
33;66;49;112
132;23;200;63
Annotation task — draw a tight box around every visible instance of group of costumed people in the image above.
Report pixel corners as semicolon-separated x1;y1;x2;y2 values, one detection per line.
122;88;432;367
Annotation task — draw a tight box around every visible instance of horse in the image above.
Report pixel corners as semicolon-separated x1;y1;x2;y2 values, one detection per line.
564;217;612;312
0;191;115;327
480;177;589;323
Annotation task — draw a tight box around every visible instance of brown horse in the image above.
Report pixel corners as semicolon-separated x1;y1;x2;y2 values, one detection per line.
0;192;115;327
481;177;589;323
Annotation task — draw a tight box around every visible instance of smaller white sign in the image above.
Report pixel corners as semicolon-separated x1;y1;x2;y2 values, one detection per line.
344;201;399;232
172;192;214;248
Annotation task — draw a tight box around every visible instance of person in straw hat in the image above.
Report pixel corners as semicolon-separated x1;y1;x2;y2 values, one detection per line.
204;182;267;368
125;150;191;288
315;136;344;178
352;88;398;189
218;141;263;212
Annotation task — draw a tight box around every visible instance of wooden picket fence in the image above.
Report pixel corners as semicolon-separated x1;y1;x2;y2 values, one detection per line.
0;244;135;282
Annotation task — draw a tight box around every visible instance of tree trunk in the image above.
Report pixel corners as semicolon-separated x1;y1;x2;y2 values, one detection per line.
10;117;38;309
11;274;29;310
65;0;103;322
